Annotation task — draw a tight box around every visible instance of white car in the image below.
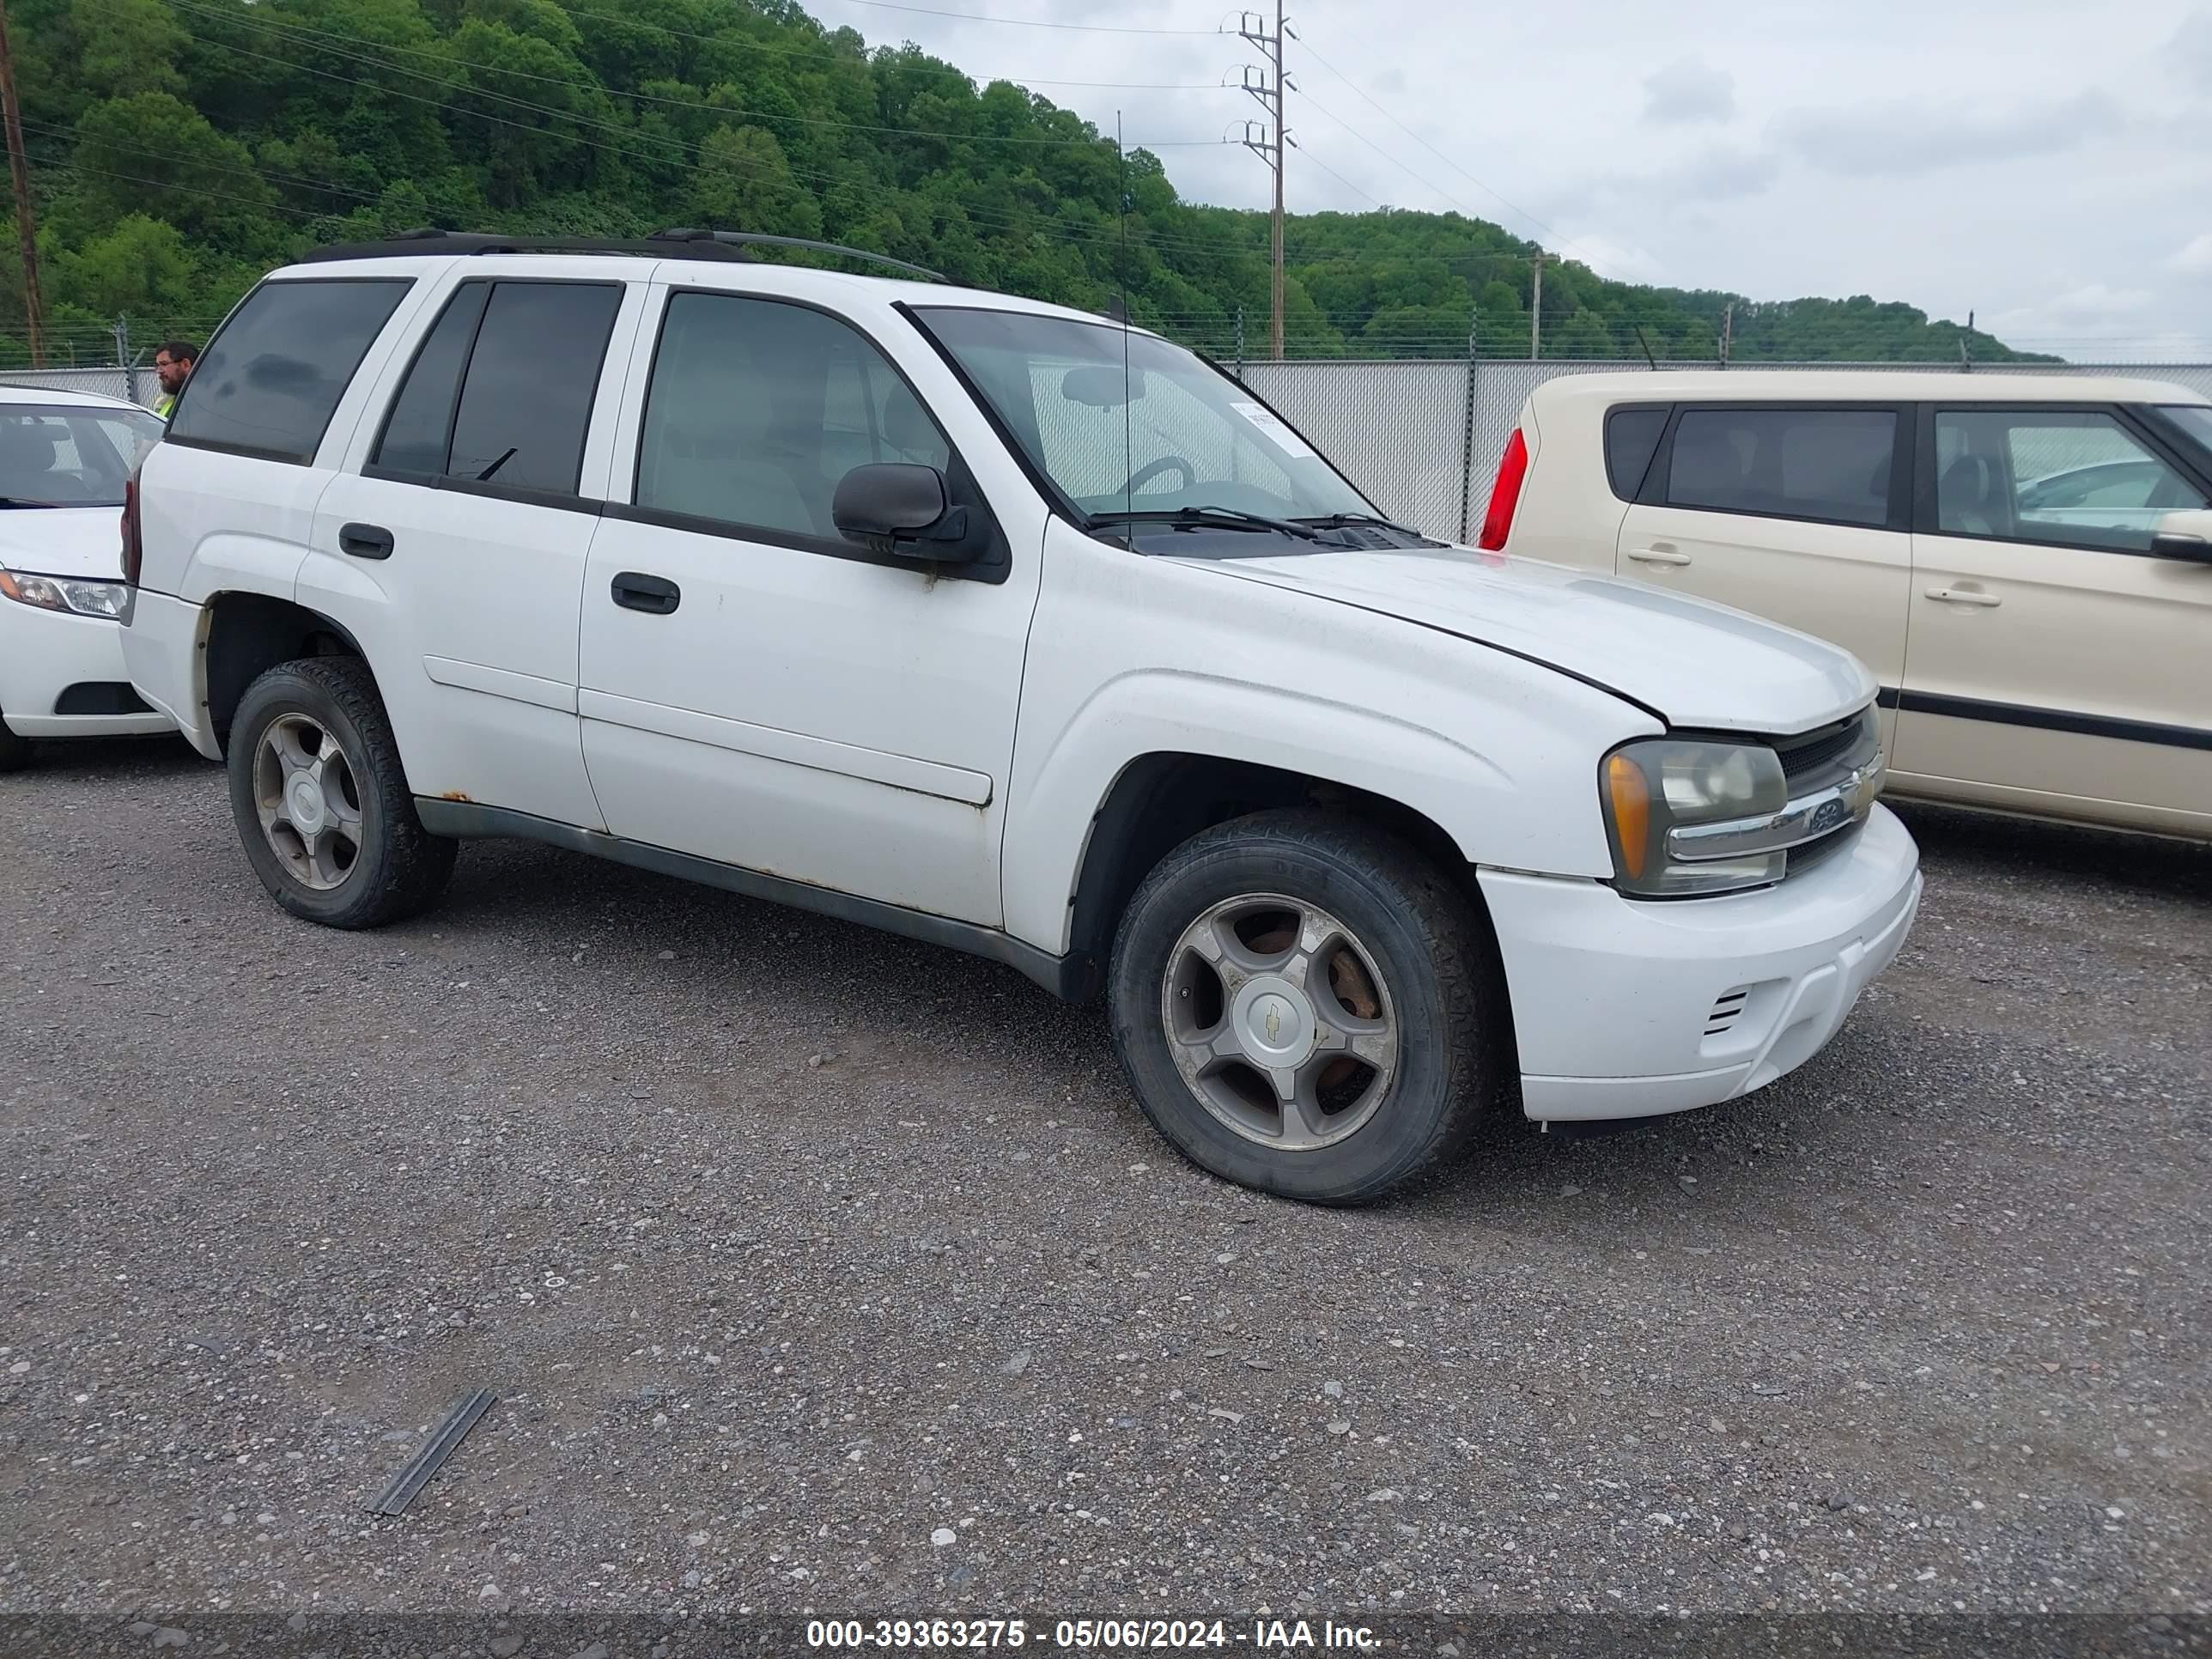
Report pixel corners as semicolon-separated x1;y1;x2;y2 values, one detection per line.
0;386;173;769
1481;371;2212;840
121;231;1921;1203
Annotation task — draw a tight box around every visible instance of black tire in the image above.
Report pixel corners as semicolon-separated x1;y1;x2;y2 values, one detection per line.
0;715;29;773
226;657;456;928
1108;809;1508;1206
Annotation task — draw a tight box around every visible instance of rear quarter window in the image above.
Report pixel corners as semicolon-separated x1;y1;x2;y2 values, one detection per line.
167;278;411;465
1604;406;1668;500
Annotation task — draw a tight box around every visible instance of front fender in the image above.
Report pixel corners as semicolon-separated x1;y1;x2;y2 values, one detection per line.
1000;537;1661;954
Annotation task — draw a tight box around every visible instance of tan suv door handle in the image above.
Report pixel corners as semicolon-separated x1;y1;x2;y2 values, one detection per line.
1627;548;1692;567
1925;586;2002;608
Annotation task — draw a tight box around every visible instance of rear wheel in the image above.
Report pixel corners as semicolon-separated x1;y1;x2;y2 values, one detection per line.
227;657;454;928
1108;810;1505;1205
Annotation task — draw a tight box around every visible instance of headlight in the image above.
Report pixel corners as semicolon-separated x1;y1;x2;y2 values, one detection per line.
0;566;131;619
1602;737;1790;896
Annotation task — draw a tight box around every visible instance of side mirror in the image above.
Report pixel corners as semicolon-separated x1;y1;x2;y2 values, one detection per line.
832;463;977;563
2149;507;2212;565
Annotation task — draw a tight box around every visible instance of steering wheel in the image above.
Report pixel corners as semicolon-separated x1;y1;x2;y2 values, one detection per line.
1122;454;1195;498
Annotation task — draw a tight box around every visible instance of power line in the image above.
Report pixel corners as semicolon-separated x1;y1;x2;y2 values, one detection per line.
550;0;1212;88
1294;143;1381;210
1290;87;1490;224
58;2;1757;296
1293;29;1642;282
143;3;1443;270
144;16;1289;268
160;0;1207;150
105;0;1597;276
31;154;349;221
21;116;391;204
808;0;1219;35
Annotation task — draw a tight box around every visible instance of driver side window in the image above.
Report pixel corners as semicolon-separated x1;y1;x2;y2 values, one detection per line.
634;292;951;544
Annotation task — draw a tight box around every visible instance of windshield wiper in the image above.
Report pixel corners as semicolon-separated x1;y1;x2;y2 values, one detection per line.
1294;512;1430;540
0;496;60;508
1090;505;1320;540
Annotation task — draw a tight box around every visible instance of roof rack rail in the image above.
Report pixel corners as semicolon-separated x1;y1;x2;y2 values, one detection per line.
298;228;757;264
295;228;945;283
648;228;944;283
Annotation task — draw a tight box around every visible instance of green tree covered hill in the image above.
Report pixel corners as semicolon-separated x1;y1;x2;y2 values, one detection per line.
1;0;2045;367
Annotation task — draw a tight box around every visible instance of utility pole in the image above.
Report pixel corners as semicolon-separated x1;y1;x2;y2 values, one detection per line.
0;0;46;367
1528;254;1546;361
1456;305;1481;541
1235;6;1289;359
1720;301;1732;368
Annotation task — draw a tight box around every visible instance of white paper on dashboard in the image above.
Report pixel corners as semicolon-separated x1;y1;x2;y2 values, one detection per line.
1229;400;1316;459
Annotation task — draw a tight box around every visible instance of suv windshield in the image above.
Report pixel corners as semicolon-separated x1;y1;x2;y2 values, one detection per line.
915;307;1375;529
0;405;163;507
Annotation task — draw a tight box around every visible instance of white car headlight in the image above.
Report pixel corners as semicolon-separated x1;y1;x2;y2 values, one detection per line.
0;566;131;619
1601;736;1791;897
1601;713;1886;898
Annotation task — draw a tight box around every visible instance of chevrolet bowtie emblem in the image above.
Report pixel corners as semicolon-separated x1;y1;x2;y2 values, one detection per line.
1266;1006;1281;1042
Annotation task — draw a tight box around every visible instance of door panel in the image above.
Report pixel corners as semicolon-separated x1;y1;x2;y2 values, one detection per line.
577;286;1040;927
302;269;646;829
1897;405;2212;833
307;479;607;824
1614;506;1912;691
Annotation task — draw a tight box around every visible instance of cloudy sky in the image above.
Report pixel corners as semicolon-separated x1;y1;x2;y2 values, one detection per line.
807;0;2212;360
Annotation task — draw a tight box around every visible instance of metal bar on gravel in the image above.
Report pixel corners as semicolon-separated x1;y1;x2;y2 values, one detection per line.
366;1388;496;1516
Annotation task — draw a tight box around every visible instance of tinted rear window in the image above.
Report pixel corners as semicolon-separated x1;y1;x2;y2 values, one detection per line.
1604;406;1668;500
167;279;410;464
372;281;493;477
444;282;623;495
1666;407;1897;528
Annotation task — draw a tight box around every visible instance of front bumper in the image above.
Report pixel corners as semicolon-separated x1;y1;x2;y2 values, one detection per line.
1480;804;1922;1122
0;599;176;740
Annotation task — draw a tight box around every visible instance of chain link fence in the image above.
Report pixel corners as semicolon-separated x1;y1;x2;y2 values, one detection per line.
8;356;2208;544
1243;359;2212;542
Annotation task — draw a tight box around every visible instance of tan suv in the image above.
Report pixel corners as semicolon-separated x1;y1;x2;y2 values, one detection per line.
1480;372;2212;841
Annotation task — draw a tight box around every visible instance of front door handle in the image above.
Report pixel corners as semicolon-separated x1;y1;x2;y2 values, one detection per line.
338;522;393;560
611;571;681;615
1925;586;2002;607
1626;547;1692;567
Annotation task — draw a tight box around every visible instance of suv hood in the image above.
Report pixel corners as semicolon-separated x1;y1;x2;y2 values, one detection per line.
0;506;125;581
1180;544;1875;734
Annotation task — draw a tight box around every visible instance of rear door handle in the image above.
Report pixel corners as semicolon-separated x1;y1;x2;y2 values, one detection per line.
1925;586;2002;607
1626;547;1692;567
338;523;394;560
611;571;681;615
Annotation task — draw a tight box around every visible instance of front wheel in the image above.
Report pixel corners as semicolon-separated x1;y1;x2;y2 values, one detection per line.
226;657;455;928
1107;810;1507;1205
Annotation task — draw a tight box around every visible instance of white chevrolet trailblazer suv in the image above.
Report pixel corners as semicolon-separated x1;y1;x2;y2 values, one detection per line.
122;230;1922;1204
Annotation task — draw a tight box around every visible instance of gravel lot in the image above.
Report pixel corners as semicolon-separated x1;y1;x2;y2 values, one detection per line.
3;738;2207;1625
